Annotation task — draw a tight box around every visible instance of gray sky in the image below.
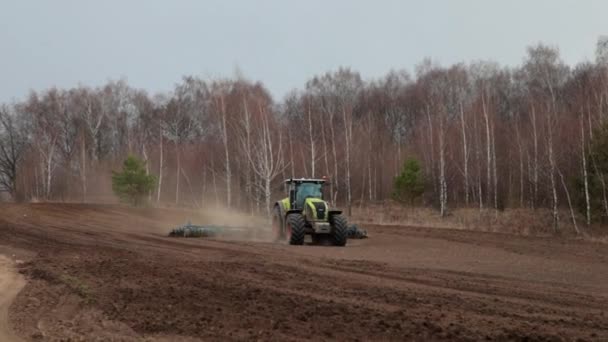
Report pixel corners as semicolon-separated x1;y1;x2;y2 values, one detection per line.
1;0;606;103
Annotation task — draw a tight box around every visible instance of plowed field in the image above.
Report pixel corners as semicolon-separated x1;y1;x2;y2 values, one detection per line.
1;203;607;341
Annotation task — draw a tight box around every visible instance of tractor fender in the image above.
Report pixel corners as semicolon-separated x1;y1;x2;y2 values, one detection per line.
328;210;343;216
285;209;303;217
276;197;299;218
274;202;284;217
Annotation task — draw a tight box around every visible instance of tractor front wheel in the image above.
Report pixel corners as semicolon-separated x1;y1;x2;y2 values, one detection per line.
329;214;348;247
286;213;306;245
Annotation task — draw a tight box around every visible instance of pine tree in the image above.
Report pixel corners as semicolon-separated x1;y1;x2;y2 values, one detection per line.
576;123;608;222
393;158;425;205
112;156;156;206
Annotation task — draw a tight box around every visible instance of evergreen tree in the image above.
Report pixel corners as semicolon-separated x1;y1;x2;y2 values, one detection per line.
586;124;608;222
393;158;425;205
112;156;156;206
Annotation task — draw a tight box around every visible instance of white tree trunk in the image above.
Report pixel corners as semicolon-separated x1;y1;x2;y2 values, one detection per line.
531;105;539;209
219;95;231;208
591;157;608;218
492;123;498;210
210;158;219;206
264;176;271;217
175;141;180;205
473;106;483;210
287;124;295;179
558;168;579;234
342;107;352;216
367;111;374;202
307;105;316;178
180;167;198;208
547;112;559;231
329;112;338;204
438;118;448;217
426;105;437;196
241;105;285;217
319;113;332;199
157;124;163;204
242;98;253;213
460;102;469;205
201;167;207;209
481;90;492;208
514;118;524;207
580;111;591;226
368;152;373;202
80;131;87;203
45;145;55;199
142;144;152;202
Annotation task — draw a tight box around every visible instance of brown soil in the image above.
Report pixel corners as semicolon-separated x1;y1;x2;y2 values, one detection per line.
1;203;607;341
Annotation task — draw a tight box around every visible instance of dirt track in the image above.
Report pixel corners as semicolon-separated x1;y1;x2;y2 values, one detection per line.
0;255;25;342
0;203;607;341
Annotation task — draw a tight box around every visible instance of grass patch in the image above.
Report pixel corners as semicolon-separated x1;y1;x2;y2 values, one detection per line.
59;274;96;304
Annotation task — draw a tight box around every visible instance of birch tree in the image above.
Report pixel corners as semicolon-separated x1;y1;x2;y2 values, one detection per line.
245;108;286;217
161;97;197;205
211;81;233;208
522;44;569;230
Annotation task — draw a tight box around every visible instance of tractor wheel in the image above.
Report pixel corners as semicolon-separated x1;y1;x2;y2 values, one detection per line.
286;213;306;245
329;214;348;247
272;206;283;241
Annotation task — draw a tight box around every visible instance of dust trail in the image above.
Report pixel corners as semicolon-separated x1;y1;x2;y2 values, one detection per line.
197;206;276;242
162;205;276;242
0;255;25;342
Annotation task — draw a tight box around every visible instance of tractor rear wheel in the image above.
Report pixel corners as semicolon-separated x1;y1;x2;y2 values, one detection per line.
286;213;306;245
329;214;348;246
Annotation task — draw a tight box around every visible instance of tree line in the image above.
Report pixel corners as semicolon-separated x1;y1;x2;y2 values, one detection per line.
1;43;608;228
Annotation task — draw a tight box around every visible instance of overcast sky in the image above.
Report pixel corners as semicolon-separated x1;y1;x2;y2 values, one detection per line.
0;0;606;103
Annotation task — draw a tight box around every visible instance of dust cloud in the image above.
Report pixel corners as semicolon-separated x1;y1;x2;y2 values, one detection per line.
194;205;275;242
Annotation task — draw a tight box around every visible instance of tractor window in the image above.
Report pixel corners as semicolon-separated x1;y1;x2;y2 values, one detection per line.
295;183;322;208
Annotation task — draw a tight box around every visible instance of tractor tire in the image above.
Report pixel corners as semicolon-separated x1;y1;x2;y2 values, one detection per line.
329;214;348;247
286;213;306;245
272;206;283;241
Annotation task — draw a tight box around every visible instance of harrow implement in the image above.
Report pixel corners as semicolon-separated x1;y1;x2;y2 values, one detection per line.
168;222;247;238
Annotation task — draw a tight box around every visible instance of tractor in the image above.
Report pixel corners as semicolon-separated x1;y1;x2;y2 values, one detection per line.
272;178;348;246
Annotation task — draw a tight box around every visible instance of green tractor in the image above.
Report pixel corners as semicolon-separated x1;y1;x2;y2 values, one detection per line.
272;178;348;246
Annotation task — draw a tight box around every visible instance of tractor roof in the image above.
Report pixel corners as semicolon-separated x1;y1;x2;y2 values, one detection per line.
284;178;327;184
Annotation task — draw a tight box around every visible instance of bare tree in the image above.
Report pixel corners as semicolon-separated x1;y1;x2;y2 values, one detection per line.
3;44;608;230
580;109;591;225
162;98;197;205
522;44;569;229
245;108;286;217
25;89;64;199
157;120;164;203
0;105;28;199
210;81;233;208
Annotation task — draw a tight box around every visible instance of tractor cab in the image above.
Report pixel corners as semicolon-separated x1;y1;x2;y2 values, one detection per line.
285;178;326;210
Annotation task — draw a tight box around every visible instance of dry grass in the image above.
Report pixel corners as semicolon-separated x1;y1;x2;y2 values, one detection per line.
583;235;608;244
351;200;605;239
11;198;607;243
